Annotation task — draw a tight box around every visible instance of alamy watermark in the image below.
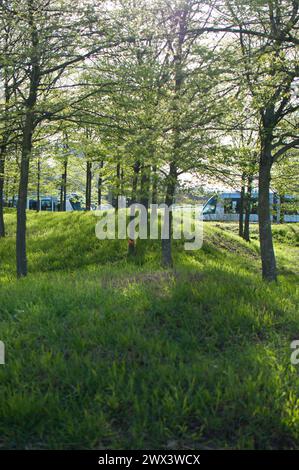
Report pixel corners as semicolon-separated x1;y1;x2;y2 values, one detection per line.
95;197;203;250
290;340;299;365
0;341;5;365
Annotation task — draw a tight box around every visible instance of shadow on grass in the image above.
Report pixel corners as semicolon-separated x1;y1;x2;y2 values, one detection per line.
0;251;298;449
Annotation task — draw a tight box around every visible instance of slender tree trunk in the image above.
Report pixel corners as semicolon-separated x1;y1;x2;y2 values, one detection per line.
115;161;121;209
131;161;140;204
60;178;63;211
12;173;17;208
278;194;284;224
137;164;151;260
63;159;67;211
11;140;19;209
244;175;253;242
239;173;245;237
120;166;124;194
60;159;68;211
85;160;92;211
0;144;7;237
4;173;9;206
258;145;276;281
140;163;150;209
161;163;177;267
97;180;102;207
36;158;41;212
152;165;158;204
98;160;104;207
128;160;140;257
0;52;10;237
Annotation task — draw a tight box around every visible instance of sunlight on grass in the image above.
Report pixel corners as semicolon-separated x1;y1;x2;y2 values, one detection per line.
0;212;299;449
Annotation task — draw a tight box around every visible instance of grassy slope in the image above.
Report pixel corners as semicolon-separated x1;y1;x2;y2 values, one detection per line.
0;211;299;450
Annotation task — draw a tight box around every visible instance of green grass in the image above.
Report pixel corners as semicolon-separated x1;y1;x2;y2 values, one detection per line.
0;211;299;449
214;221;299;247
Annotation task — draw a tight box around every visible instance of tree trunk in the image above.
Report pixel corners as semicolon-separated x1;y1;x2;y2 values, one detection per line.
16;0;40;277
258;152;276;282
60;159;68;211
0;55;10;237
120;166;124;194
140;163;150;209
60;178;63;211
152;165;158;204
137;164;151;261
160;7;185;267
0;144;6;237
97;179;102;207
128;160;140;257
85;160;92;211
131;161;140;204
16;112;34;277
278;194;284;224
12;172;17;208
36;158;41;212
239;173;245;238
98;160;104;207
161;163;177;267
244;175;253;242
114;161;121;209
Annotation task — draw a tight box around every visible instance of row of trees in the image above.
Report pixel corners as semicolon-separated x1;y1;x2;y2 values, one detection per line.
0;0;298;280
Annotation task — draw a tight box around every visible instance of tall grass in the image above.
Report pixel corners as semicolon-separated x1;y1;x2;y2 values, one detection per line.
0;212;298;449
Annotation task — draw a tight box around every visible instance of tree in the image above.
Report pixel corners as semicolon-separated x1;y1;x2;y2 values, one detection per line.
214;0;299;280
0;0;119;276
0;9;16;236
237;4;298;280
154;0;230;266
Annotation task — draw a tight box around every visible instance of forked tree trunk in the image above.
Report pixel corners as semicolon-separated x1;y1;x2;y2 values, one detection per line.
258;148;276;282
